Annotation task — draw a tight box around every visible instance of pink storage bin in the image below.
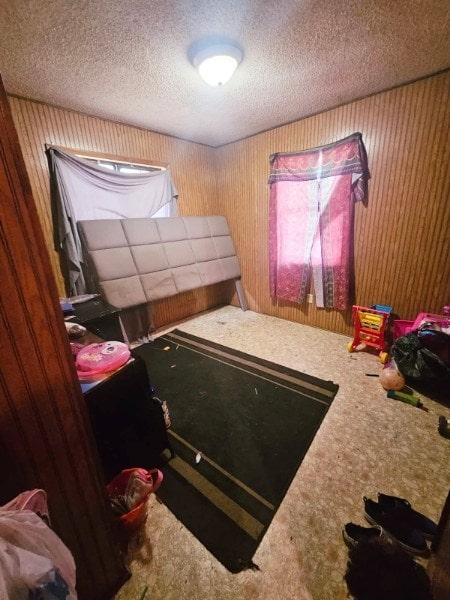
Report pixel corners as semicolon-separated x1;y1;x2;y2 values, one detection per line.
393;320;414;340
412;312;449;330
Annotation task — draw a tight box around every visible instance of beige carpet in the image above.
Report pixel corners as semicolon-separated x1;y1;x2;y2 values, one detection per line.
115;306;450;600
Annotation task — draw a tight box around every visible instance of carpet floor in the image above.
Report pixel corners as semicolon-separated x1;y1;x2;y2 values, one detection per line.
115;306;450;600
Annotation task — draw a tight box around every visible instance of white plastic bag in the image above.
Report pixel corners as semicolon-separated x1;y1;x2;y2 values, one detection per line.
0;509;77;599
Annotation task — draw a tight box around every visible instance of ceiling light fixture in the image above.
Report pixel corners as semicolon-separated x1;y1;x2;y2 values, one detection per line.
191;41;243;87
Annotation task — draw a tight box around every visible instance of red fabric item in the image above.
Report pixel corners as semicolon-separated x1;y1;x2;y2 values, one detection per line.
268;133;369;309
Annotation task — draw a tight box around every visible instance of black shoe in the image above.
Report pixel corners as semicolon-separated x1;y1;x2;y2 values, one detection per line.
363;497;428;555
377;493;438;541
438;416;450;438
342;522;382;548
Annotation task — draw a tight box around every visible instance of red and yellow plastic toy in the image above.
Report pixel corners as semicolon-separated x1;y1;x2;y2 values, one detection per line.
347;305;392;363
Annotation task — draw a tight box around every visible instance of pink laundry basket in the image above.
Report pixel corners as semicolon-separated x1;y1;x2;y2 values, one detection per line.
393;320;414;340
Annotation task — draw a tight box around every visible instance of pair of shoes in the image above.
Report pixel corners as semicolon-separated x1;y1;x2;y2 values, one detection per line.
363;494;437;555
342;522;383;548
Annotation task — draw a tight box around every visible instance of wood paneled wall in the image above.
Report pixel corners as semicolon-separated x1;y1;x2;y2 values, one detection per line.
215;72;450;335
9;71;450;336
0;77;127;600
9;97;232;328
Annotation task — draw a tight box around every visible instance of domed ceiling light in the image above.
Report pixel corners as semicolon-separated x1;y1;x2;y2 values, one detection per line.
191;40;243;87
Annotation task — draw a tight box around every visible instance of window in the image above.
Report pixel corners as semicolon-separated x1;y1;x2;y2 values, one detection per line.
47;144;178;295
74;149;172;218
268;133;369;310
94;159;162;174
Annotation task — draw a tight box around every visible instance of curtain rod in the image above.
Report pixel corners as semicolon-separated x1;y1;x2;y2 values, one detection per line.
45;143;168;170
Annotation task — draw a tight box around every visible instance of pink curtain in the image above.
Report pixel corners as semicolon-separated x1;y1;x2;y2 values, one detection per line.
268;133;369;310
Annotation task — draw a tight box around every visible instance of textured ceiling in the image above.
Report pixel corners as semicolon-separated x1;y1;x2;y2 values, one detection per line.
1;0;449;147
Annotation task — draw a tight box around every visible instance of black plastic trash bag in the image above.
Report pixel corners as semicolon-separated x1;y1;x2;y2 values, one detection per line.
391;330;450;384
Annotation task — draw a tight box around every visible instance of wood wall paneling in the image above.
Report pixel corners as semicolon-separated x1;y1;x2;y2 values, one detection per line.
9;97;229;329
215;72;450;335
9;71;450;337
0;78;127;599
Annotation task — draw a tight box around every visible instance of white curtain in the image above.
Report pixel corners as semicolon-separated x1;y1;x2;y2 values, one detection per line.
48;147;179;296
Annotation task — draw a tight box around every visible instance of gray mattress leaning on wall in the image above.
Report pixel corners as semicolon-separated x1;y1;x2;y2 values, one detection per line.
77;216;247;310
